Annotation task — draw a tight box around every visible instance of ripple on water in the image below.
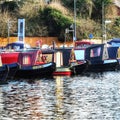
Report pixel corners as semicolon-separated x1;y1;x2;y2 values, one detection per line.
0;72;120;120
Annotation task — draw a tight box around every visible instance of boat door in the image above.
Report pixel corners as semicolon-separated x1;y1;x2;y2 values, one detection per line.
0;55;2;66
117;48;120;58
54;51;63;67
102;44;109;60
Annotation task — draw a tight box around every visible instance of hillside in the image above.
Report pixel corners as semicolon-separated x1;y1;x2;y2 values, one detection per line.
0;0;120;42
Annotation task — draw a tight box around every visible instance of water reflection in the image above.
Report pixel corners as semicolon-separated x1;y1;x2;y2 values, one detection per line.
0;72;120;119
55;76;64;119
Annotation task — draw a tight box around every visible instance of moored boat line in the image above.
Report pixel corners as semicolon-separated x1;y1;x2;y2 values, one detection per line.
1;39;120;84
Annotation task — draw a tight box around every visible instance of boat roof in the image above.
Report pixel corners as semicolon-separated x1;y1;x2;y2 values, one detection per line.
75;40;94;46
41;49;55;54
107;38;120;44
86;44;104;49
5;41;31;49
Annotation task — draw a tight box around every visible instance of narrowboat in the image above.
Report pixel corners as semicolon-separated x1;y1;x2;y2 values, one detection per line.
69;40;119;74
69;40;93;75
15;49;56;78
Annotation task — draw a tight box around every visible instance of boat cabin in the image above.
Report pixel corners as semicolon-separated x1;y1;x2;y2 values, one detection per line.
107;38;120;60
85;44;109;63
69;48;86;64
0;48;55;67
69;40;94;64
42;49;55;63
54;48;72;67
69;43;119;73
107;46;119;59
18;49;54;67
70;44;110;64
107;46;120;68
0;52;20;64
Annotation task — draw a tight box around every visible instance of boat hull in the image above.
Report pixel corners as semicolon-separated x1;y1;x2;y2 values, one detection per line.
53;67;72;76
70;61;88;75
86;59;119;72
0;65;9;84
15;62;56;78
7;63;20;79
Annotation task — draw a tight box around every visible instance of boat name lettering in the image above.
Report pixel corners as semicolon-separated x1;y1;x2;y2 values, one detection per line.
104;59;117;64
33;65;43;69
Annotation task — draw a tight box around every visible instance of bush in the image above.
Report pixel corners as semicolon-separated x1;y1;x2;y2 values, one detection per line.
41;7;72;40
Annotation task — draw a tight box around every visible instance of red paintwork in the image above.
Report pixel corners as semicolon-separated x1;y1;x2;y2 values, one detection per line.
1;52;19;64
0;50;47;66
75;40;94;47
77;61;85;64
53;71;71;76
35;61;45;65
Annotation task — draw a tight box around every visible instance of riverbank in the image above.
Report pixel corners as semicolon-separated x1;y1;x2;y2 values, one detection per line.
0;37;102;48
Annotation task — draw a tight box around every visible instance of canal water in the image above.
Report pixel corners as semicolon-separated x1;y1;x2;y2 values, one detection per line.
0;71;120;120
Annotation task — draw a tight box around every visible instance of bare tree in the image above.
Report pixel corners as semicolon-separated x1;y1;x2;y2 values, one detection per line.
0;10;17;37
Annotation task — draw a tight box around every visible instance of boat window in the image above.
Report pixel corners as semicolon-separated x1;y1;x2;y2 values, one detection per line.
74;50;85;60
23;55;31;65
13;46;20;50
90;47;101;57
